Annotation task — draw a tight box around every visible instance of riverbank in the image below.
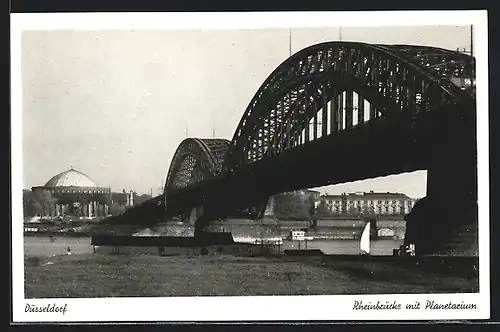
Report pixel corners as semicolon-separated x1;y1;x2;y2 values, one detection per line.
23;217;407;240
24;253;478;298
24;235;403;257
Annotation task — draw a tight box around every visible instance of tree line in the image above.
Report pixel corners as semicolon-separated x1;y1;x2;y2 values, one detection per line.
273;192;316;220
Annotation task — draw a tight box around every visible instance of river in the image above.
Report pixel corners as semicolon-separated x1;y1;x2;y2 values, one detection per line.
281;239;402;255
24;236;403;257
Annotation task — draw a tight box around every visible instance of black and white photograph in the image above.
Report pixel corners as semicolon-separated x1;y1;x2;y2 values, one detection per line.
11;10;490;322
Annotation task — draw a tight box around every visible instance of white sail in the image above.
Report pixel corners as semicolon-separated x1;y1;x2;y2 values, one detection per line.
360;222;371;254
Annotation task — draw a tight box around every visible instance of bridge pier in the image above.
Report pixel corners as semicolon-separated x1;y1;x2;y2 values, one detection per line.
404;110;477;256
182;206;203;224
260;196;276;221
194;216;207;239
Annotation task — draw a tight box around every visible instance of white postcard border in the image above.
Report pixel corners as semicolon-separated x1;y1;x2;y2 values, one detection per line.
11;10;490;322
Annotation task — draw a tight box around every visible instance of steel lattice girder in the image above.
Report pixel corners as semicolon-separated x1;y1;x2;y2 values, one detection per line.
224;41;475;171
164;138;230;193
382;44;474;80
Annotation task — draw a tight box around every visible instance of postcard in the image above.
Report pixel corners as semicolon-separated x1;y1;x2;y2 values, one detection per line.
11;10;489;322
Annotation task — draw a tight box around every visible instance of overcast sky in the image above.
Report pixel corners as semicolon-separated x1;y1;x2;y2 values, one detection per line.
22;25;473;198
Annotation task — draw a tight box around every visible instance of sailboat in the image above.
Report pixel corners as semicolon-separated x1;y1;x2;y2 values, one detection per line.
360;222;371;255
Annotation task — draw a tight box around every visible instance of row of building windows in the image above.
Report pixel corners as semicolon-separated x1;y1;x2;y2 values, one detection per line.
327;199;414;207
328;205;412;215
47;188;110;194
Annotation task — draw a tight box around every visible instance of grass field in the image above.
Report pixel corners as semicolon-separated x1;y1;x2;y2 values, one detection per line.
24;253;478;298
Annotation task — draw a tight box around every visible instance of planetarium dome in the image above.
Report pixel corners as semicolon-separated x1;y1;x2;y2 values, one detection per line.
30;167;111;219
45;168;98;188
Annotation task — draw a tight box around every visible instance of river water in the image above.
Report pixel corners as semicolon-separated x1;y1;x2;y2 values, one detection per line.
281;239;402;255
24;237;93;257
24;236;403;257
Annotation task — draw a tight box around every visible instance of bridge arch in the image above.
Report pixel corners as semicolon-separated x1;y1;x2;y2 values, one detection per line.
224;41;475;171
164;138;230;193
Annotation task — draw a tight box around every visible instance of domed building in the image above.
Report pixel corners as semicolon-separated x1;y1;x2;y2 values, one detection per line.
31;168;111;219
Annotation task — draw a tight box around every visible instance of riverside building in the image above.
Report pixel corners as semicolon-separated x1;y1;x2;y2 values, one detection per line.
320;191;417;216
30;168;112;218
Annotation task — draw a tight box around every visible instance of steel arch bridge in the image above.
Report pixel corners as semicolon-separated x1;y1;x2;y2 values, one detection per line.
106;41;476;252
223;42;474;172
